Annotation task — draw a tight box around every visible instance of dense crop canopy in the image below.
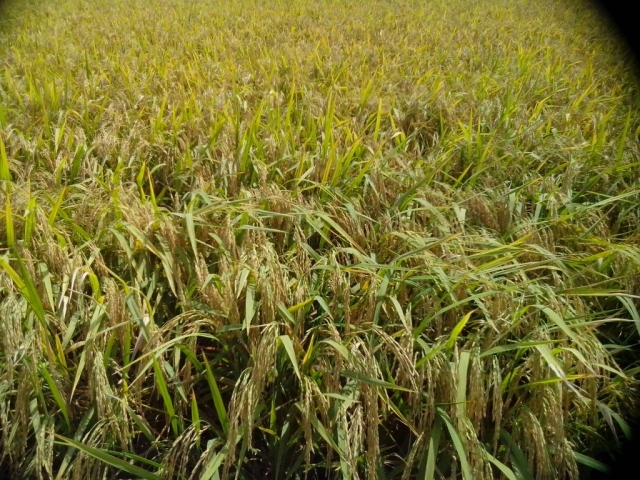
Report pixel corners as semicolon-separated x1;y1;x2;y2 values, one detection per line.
0;0;639;478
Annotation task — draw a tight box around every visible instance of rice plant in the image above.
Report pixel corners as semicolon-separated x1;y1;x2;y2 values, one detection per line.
1;0;639;478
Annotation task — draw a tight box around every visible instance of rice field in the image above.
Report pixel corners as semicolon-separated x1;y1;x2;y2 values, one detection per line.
1;0;639;478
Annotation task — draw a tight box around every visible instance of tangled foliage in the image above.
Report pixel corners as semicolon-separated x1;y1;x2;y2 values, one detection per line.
1;0;639;478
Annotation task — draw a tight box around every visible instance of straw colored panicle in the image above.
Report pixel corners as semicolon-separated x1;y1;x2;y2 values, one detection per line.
0;0;639;478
